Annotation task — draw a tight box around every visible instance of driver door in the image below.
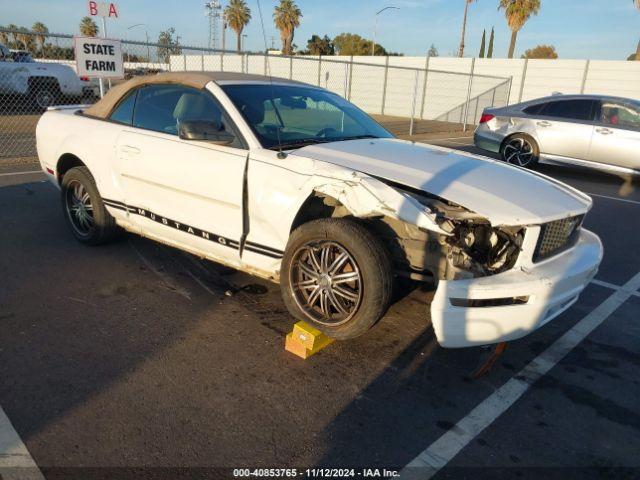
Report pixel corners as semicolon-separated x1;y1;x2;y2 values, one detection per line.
113;84;248;262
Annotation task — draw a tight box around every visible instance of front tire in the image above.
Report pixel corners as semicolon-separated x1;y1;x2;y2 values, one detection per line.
501;134;539;168
61;166;121;245
281;218;393;340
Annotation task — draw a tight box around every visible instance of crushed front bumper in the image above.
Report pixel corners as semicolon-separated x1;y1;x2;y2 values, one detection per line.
431;228;603;348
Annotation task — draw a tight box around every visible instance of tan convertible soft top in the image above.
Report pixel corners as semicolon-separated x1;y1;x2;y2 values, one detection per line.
83;71;305;119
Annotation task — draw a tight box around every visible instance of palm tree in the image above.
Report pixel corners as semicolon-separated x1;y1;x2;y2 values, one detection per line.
634;0;640;60
224;0;251;52
273;0;302;55
16;28;33;51
32;22;49;51
499;0;541;59
458;0;476;57
79;16;99;37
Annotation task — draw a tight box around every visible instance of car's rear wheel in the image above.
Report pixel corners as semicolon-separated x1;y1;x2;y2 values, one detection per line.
61;166;121;245
281;218;393;340
501;134;539;168
29;79;61;111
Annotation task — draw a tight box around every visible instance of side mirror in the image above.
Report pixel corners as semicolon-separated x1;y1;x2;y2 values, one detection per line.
178;120;235;146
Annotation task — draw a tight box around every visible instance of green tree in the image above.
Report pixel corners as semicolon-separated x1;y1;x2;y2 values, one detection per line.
42;43;74;60
32;22;49;51
157;27;182;63
306;34;334;55
428;44;439;57
487;27;495;58
79;16;99;37
522;44;557;59
224;0;251;52
479;29;486;57
333;33;386;56
458;0;476;57
273;0;302;55
16;27;36;52
499;0;541;59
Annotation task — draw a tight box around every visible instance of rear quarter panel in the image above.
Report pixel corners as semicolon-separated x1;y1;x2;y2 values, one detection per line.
36;110;122;201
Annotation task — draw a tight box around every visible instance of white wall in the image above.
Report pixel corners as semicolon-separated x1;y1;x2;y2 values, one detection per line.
169;54;640;123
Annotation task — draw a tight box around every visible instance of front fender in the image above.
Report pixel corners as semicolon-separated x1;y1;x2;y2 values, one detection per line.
309;170;447;235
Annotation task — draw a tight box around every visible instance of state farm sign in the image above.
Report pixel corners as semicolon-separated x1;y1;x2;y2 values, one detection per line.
88;1;119;18
74;36;124;79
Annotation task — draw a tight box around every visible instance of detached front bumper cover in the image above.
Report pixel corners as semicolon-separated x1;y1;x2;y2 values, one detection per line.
431;228;603;348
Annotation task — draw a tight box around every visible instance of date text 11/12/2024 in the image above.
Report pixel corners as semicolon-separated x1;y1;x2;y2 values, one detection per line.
232;468;400;478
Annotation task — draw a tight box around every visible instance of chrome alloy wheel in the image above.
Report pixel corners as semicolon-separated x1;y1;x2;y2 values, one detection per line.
65;180;94;236
503;137;535;167
290;241;363;326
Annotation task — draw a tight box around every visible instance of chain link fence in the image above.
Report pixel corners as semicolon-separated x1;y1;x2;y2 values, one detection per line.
0;28;511;160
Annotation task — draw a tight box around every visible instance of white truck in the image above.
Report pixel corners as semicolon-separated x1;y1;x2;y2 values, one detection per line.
0;43;96;109
36;72;603;348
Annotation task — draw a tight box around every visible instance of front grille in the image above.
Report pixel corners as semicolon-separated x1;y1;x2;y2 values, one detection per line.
533;215;583;262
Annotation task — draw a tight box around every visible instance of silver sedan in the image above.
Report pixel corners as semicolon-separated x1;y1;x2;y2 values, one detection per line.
474;94;640;175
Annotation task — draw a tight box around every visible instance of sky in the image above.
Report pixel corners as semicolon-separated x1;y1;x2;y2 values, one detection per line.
2;0;639;60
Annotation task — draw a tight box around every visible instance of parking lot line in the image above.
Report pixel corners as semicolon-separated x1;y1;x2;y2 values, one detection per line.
401;271;640;479
591;278;640;297
0;170;43;177
0;406;45;480
587;192;640;206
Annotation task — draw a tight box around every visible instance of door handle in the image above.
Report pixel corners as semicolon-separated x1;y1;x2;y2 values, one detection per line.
536;121;552;127
119;145;141;155
596;127;613;135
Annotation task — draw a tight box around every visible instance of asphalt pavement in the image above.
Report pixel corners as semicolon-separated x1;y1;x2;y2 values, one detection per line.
0;141;639;479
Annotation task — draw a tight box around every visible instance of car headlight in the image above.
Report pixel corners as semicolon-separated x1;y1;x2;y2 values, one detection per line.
396;185;524;276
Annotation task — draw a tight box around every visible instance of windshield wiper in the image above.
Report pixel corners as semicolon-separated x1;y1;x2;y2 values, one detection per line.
333;135;379;142
272;135;379;151
274;139;328;150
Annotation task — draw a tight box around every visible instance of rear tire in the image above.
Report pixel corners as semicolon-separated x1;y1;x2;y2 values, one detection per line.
281;218;394;340
29;79;60;111
61;166;121;245
501;134;539;169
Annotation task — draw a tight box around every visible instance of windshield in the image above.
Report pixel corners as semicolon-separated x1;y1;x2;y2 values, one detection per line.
221;84;393;150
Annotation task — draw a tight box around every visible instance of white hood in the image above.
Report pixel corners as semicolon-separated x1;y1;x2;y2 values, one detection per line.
293;138;591;226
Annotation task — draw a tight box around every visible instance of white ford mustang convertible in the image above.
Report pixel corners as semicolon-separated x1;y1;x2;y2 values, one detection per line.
36;72;603;348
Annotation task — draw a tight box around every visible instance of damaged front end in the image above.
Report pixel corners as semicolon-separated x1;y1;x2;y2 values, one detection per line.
380;181;525;282
307;168;524;283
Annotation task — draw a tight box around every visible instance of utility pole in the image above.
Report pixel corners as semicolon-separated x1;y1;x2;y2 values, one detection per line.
372;6;399;56
222;21;227;51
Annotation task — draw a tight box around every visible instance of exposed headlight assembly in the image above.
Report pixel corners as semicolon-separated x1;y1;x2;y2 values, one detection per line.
394;184;525;277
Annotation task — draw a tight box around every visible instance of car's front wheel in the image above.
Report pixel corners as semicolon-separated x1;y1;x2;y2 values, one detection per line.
281;218;393;340
61;166;121;245
501;134;539;168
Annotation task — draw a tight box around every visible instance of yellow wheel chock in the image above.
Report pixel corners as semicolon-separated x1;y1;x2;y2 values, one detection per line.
285;321;334;359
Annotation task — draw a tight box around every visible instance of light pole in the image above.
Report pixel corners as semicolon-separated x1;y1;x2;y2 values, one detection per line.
222;22;227;52
372;6;399;56
126;23;149;63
